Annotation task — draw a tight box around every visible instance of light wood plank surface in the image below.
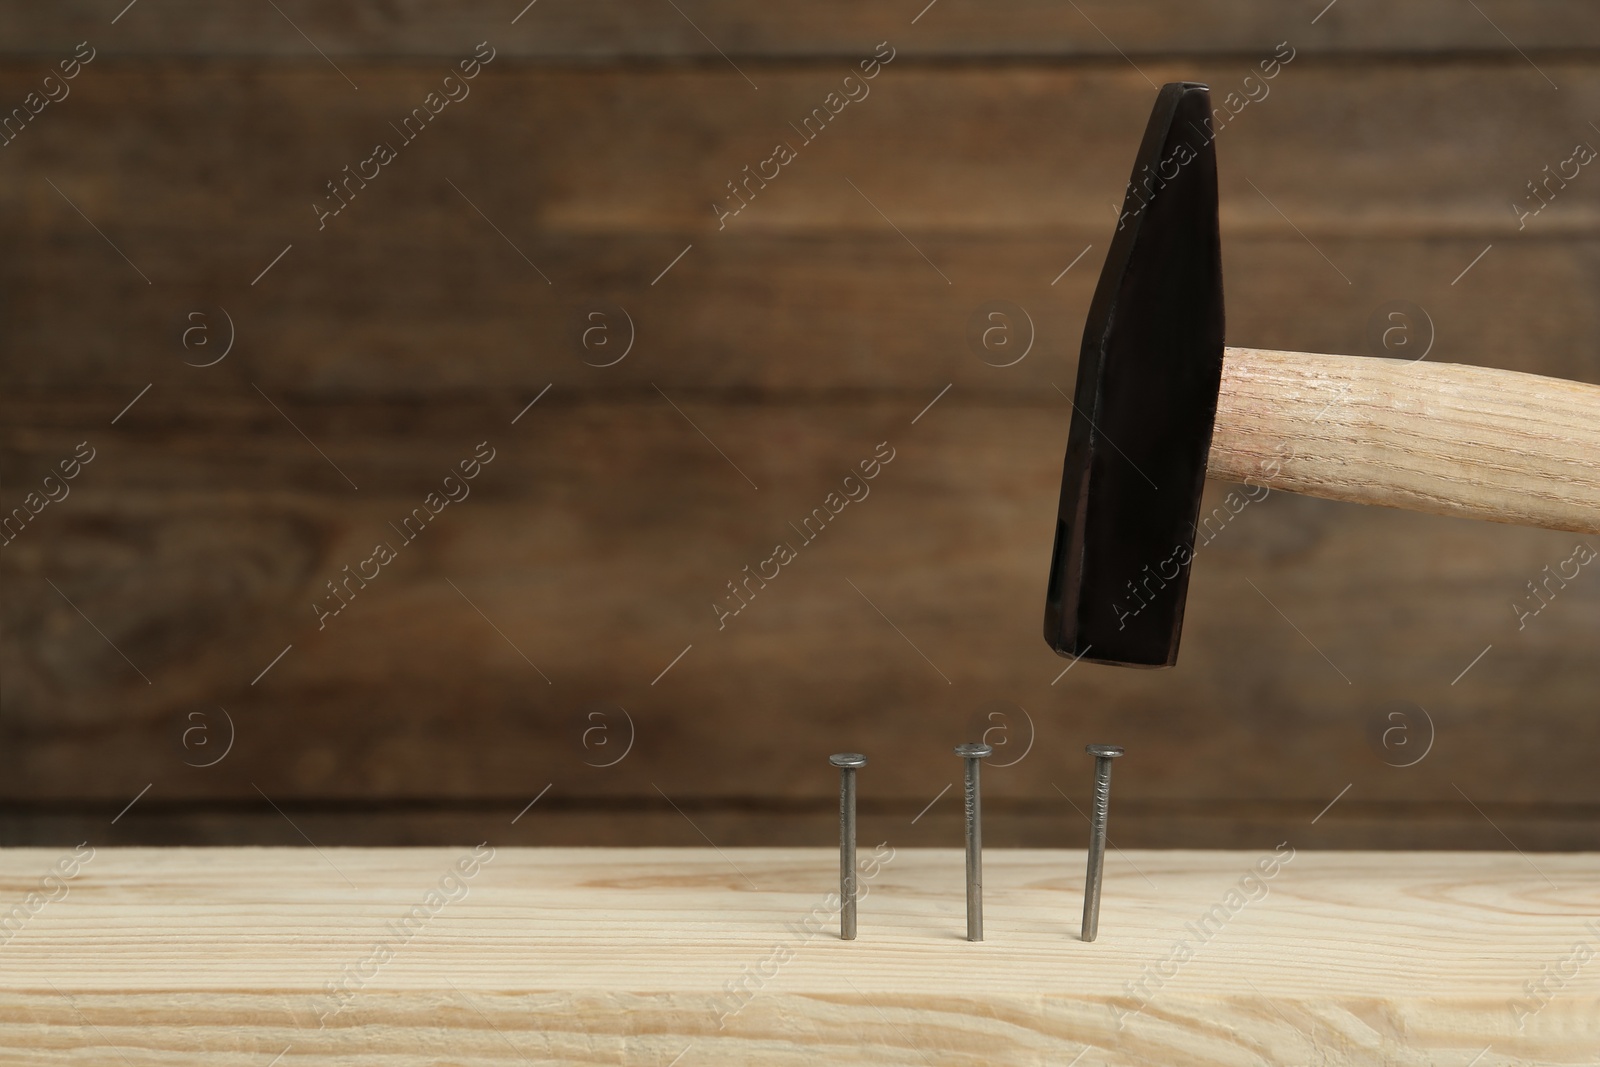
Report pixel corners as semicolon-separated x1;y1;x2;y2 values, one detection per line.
2;847;1597;1065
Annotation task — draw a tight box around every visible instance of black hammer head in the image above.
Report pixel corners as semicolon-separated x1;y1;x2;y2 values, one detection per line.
1043;82;1225;668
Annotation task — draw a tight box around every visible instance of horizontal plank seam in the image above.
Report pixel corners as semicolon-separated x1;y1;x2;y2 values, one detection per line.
6;797;1600;819
5;50;1600;67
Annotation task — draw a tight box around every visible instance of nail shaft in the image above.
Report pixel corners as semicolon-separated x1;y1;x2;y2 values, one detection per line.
1081;744;1124;942
829;753;866;939
955;743;992;941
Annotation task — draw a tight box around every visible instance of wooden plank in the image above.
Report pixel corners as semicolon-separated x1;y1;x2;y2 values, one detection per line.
3;1;1599;57
1;847;1597;1064
5;398;1600;822
0;227;1593;395
4;63;1599;393
6;232;1600;393
6;235;1600;394
8;802;1600;852
2;228;1598;394
3;64;1598;241
4;51;1600;854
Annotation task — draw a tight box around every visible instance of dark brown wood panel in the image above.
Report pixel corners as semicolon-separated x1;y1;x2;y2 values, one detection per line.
4;398;1597;822
1;61;1597;395
3;236;1596;395
3;1;1598;58
5;12;1599;851
2;63;1594;240
6;803;1599;851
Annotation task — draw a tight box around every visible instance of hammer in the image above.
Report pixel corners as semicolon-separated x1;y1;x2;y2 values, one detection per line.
1044;82;1600;668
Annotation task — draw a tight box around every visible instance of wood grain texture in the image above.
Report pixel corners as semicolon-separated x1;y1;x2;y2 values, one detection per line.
4;1;1600;57
4;64;1600;245
3;61;1600;395
1211;347;1600;533
5;396;1600;830
2;847;1598;1065
9;801;1600;852
5;16;1600;852
6;234;1600;395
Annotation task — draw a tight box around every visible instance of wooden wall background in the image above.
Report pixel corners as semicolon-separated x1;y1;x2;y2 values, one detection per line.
2;1;1599;852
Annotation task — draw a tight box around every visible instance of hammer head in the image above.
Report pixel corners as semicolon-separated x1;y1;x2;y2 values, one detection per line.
1043;82;1225;668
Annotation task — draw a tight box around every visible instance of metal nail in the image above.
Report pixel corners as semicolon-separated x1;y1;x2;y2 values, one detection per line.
954;742;993;941
1081;743;1125;942
829;752;867;939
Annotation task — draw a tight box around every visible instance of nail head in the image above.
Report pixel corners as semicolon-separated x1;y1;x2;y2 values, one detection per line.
954;743;993;759
829;752;868;768
1086;744;1125;759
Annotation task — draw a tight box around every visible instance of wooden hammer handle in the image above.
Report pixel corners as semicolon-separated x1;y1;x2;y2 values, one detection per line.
1208;347;1600;534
